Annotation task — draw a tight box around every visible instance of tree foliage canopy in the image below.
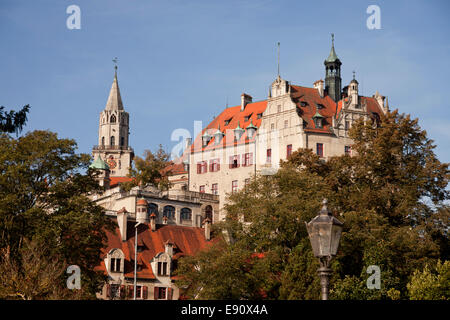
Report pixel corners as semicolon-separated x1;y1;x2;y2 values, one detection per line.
0;130;115;299
121;145;172;191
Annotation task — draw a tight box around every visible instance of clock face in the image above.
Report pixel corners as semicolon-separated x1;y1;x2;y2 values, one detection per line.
108;158;117;169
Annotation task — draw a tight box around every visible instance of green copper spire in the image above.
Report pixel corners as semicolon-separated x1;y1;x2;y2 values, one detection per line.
326;33;339;62
89;155;109;170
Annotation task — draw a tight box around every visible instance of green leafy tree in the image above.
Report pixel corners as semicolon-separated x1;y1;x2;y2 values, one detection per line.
407;260;450;300
121;145;172;191
0;130;115;299
0;105;30;134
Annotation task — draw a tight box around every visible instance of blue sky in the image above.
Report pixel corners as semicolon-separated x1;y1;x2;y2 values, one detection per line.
1;0;449;163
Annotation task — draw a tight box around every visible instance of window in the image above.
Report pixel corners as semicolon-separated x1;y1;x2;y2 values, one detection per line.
197;161;207;174
158;262;168;276
148;203;158;217
284;119;289;128
345;120;349;131
199;185;205;193
232;180;238;193
287;144;292;158
244;113;253;121
243;153;253;166
314;118;323;128
110;136;115;146
266;149;272;164
209;159;220;172
244;178;250;187
277;105;281;113
229;155;240;169
120;137;124;146
300;101;308;107
257;113;263;119
136;285;142;299
316;103;325;109
110;258;121;273
156;287;167;300
110;114;116;123
211;183;218;195
316;143;324;157
345;146;351;155
101;137;105;146
271;123;275;131
181;208;192;220
163;205;175;219
204;205;213;221
224;118;232;126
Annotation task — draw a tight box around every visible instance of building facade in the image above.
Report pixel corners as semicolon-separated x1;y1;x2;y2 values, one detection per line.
186;38;389;221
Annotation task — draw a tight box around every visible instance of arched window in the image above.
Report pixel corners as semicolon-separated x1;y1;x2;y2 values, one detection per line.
148;203;158;217
205;205;213;221
110;114;116;123
163;205;175;219
120;137;124;146
101;137;105;146
110;136;115;146
180;208;192;221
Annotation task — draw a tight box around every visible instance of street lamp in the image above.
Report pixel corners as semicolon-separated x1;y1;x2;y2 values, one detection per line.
134;221;142;300
305;199;343;300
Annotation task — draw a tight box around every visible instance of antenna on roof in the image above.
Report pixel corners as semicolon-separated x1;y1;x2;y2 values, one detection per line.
277;42;280;77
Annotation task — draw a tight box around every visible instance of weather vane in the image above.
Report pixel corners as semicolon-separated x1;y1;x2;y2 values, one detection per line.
331;33;334;46
112;57;118;71
353;70;356;80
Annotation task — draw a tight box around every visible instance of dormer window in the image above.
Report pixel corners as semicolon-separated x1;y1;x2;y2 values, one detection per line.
300;101;308;107
224;117;232;126
244;113;253;122
110;258;121;272
312;111;325;129
108;249;124;273
316;103;325;109
157;262;168;276
257;113;263;119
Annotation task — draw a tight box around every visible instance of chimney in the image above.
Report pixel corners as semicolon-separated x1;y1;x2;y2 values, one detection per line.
313;80;324;98
117;207;128;242
185;137;192;151
165;241;174;257
241;93;253;111
203;217;211;241
150;213;157;231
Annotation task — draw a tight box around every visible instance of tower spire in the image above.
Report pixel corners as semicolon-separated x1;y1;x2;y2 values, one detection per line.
105;58;124;110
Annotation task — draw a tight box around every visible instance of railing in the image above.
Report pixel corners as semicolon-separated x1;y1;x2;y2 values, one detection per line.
93;145;134;152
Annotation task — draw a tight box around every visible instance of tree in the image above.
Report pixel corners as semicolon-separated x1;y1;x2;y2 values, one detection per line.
0;239;86;299
0;105;30;134
407;260;450;300
0;130;115;299
121;145;172;191
176;110;449;300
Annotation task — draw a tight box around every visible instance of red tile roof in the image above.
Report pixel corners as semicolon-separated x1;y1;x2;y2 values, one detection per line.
95;221;214;280
190;100;267;153
110;176;133;188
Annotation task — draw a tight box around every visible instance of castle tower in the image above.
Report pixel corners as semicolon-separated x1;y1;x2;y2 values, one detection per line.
92;66;134;177
324;34;342;102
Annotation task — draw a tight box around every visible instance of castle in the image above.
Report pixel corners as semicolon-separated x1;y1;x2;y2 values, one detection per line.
89;37;389;299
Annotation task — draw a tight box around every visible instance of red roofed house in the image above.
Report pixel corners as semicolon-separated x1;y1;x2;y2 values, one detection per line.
185;36;389;220
95;205;214;300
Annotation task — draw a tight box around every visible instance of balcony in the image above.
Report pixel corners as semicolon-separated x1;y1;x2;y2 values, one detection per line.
93;145;134;152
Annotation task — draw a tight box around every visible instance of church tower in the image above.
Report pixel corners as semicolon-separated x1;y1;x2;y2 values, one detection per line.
324;34;342;102
92;66;134;177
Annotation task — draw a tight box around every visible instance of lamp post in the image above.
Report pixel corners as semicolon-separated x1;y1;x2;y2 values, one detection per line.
134;221;142;300
305;199;343;300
